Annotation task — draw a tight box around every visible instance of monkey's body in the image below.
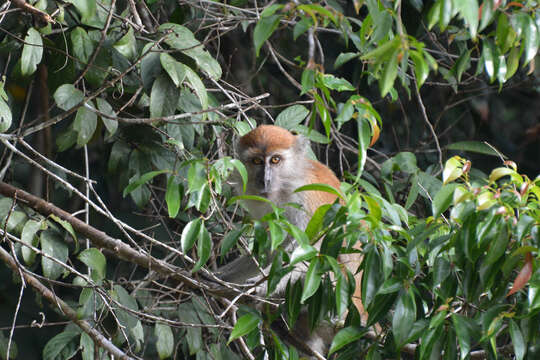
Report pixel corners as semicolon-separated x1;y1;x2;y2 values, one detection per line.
219;125;362;357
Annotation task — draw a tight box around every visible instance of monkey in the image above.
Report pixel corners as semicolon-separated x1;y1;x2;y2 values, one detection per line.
217;125;364;357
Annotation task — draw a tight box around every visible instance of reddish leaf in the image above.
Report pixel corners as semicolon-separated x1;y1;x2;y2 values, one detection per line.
507;252;533;297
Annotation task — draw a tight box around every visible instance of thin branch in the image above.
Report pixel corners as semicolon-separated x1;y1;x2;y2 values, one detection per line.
0;245;133;359
11;0;54;24
413;76;443;173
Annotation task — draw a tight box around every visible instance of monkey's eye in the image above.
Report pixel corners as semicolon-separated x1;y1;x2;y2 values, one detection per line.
270;155;281;164
252;157;263;165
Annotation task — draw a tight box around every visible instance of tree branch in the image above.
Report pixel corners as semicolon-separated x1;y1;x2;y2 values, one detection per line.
0;245;132;359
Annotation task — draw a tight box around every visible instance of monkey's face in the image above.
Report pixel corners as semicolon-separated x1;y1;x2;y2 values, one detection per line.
242;151;292;199
237;125;308;203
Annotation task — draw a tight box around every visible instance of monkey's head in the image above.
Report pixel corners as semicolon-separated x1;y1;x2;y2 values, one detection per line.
237;125;308;200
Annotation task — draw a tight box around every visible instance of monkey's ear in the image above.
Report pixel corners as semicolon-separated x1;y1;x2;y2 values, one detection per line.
293;134;310;154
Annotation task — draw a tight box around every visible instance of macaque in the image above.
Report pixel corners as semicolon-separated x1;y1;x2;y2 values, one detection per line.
218;125;363;357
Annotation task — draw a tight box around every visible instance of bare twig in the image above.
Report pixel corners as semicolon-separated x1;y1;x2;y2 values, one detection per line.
11;0;54;24
413;76;443;173
0;245;133;359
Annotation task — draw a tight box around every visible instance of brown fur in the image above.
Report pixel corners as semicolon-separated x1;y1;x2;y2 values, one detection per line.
238;125;296;153
305;159;341;213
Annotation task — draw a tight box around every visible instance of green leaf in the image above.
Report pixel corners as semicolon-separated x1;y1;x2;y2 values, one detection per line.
260;4;284;17
184;65;208;111
41;230;69;280
356;118;371;178
433;256;450;286
392;289;416;348
78;248;106;282
484;225;508;265
297;4;337;26
123;170;168;197
111;285;139;329
301;258;322;303
447;141;502;156
290;243;317;265
362;194;381;223
314;94;331;137
305;204;331;241
159;23;221;79
509;319;525;360
452;314;476;360
335;98;355;128
192;222;211;272
360;37;400;61
380;49;399;97
516;13;539;66
80;332;94;360
177;303;202;354
301;68;316;95
505;46;520;80
181;218;202;253
410;50;429;88
166;176;181;218
253;14;281;57
319;74;355;92
160;53;186;87
334;52;358;69
42;331;79;360
155;323;174;359
71;27;94;63
230;159;248;194
292;124;330;144
328;326;366;355
220;227;244;256
21;219;41;265
66;0;96;24
432;183;459;217
442;156;463;184
454;49;472;82
95;98;117;136
53;84;84;111
275;105;309;129
427;0;441;30
293;15;313;41
269;220;285;251
361;247;383;306
21;28;43;76
496;13;515;54
150;74;180;118
0;86;12;132
483;39;497;83
488;167;515;183
228;313;260;343
294;183;342;200
439;0;452;30
73;104;97;146
454;0;478;39
113;27;137;60
49;214;77;244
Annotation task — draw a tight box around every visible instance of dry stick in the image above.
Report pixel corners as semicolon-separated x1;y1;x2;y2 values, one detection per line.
0;181;202;288
0;181;249;300
413;76;444;174
83;92;270;124
11;0;54;24
0;245;133;360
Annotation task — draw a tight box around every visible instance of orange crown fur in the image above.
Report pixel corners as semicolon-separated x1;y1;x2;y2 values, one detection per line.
238;125;296;153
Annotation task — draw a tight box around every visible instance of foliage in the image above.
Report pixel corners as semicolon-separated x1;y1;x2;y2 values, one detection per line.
0;0;539;359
